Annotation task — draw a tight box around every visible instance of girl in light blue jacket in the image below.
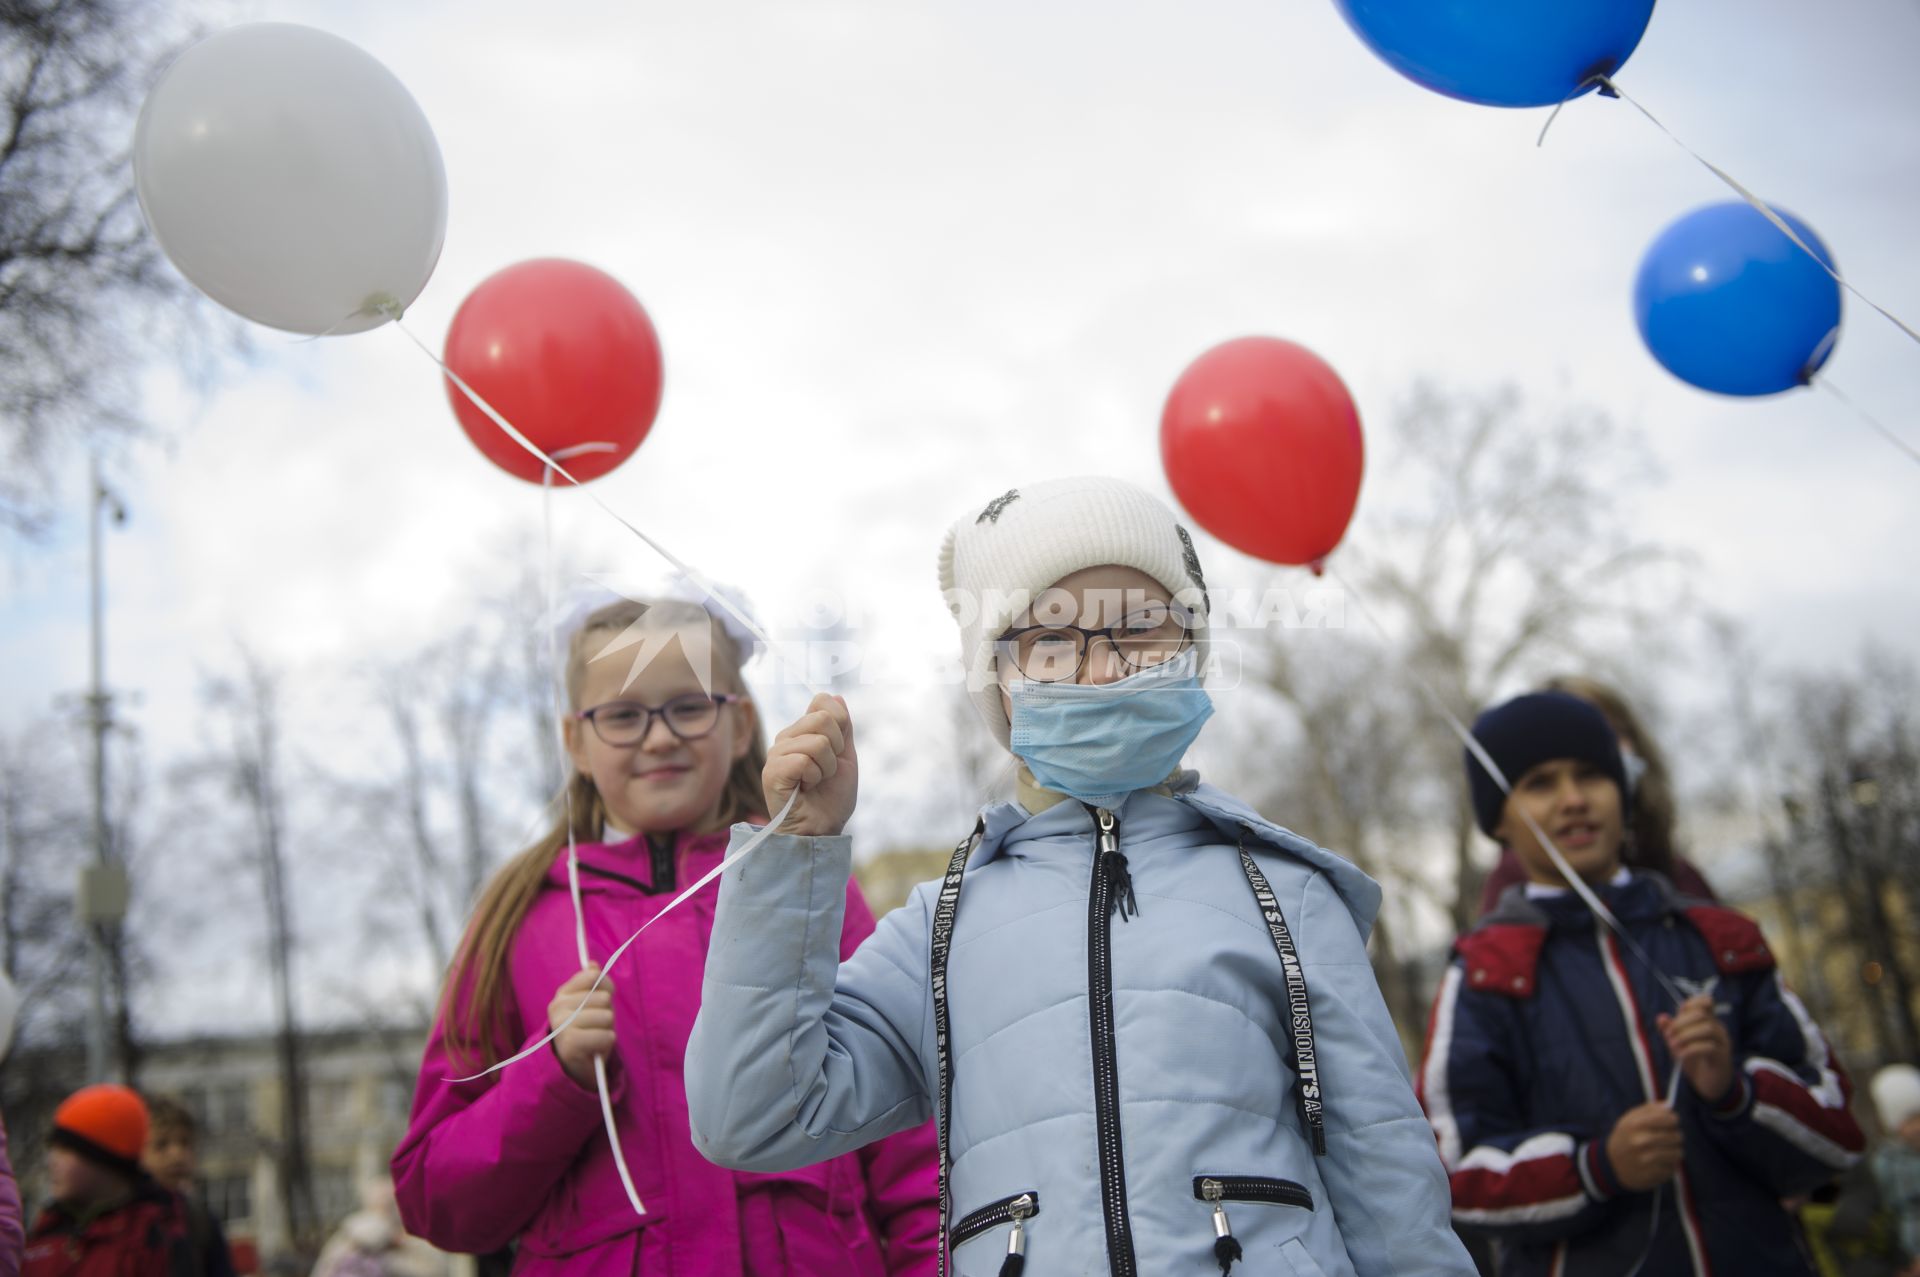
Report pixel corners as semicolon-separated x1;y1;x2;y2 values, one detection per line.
687;477;1472;1277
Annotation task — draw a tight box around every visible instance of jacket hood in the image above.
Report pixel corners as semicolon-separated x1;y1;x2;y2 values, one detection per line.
969;775;1382;939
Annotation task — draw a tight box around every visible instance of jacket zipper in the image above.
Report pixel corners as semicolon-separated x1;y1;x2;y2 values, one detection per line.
948;1190;1040;1248
648;833;677;892
1195;1175;1312;1275
1192;1175;1315;1211
573;835;679;896
1088;805;1138;1276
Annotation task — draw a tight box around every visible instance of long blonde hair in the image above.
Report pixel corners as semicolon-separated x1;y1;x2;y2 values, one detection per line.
439;598;768;1070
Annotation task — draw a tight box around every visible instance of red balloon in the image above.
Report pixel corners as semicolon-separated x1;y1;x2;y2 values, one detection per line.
443;259;663;485
1160;337;1364;569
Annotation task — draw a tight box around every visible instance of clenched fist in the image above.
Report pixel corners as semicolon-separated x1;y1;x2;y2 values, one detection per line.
1605;1102;1683;1192
764;694;858;837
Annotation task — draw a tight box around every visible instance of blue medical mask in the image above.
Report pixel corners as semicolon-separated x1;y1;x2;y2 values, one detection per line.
1007;648;1214;811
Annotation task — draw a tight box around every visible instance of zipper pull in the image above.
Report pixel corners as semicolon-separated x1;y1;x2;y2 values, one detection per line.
999;1194;1034;1277
1201;1179;1242;1275
1095;808;1138;921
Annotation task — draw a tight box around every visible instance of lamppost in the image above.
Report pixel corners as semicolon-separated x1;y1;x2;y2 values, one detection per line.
76;455;128;1083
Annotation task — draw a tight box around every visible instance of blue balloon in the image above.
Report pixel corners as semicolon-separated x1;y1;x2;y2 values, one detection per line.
1633;202;1842;398
1334;0;1656;109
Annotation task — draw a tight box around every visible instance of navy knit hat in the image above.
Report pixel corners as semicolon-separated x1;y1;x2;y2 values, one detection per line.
1465;692;1628;836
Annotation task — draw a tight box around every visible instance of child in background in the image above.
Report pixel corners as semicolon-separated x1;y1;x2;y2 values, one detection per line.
1422;691;1865;1276
392;597;939;1276
23;1085;187;1277
1476;675;1716;917
686;477;1474;1276
142;1097;235;1277
1869;1065;1920;1277
310;1181;447;1277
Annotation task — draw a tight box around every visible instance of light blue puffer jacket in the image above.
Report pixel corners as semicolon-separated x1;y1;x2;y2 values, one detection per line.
686;779;1474;1277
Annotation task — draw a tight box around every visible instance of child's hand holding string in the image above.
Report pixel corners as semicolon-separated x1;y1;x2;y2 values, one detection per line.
550;964;615;1090
765;694;859;837
1605;1103;1683;1191
1657;994;1735;1104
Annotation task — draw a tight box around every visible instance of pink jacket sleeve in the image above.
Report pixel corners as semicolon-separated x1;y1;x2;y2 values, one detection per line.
0;1114;23;1277
838;882;941;1277
390;995;619;1254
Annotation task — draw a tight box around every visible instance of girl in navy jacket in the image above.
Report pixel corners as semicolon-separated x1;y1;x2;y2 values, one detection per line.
1419;692;1864;1277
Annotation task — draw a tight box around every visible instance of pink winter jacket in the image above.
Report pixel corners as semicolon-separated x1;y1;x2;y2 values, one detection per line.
392;825;940;1277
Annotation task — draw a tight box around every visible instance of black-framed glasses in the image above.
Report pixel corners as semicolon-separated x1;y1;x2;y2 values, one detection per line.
994;601;1195;684
576;693;747;746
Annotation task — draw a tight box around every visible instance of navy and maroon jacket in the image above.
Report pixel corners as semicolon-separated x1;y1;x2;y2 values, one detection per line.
1417;872;1864;1277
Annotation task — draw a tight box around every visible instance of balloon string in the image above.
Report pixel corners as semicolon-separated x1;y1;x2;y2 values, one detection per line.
286;312;366;344
445;788;800;1084
1320;562;1691;1012
544;460;646;1218
1591;74;1920;351
1816;378;1920;469
383;307;828;701
1534;74;1615;148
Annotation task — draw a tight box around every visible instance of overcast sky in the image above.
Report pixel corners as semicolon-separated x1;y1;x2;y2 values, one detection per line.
3;0;1918;1028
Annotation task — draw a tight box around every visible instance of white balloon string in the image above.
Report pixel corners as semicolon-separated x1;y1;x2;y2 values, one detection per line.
544;462;646;1217
561;836;644;1215
1321;563;1691;1011
383;309;828;701
286;318;358;345
445;786;801;1085
1816;378;1920;468
1592;74;1920;351
1533;74;1610;148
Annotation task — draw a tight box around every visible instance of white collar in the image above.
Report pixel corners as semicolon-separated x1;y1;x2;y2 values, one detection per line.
1525;865;1631;900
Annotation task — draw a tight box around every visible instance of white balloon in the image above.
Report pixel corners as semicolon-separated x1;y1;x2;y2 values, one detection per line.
134;24;448;335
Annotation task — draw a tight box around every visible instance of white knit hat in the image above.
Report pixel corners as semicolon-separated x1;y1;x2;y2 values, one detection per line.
937;476;1212;747
1871;1063;1920;1132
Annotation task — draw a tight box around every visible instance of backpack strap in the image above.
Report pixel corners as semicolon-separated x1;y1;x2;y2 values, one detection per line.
929;818;983;1277
1235;839;1327;1156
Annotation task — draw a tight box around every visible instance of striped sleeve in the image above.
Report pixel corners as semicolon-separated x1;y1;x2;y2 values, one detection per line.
1417;963;1622;1242
1699;969;1864;1194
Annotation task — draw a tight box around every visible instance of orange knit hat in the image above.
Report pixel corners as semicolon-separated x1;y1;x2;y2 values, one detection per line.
50;1084;149;1177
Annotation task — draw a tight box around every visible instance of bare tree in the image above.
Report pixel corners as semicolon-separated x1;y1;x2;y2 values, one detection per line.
334;551;566;1010
93;716;150;1082
372;670;455;972
1700;617;1828;1016
1214;382;1687;1052
351;627;509;980
201;652;319;1247
0;0;230;536
1344;381;1688;932
1779;653;1920;1066
0;722;91;1044
0;722;96;1179
492;557;567;808
1231;624;1435;1044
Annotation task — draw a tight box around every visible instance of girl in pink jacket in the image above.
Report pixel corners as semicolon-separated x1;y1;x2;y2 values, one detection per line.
392;597;939;1277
